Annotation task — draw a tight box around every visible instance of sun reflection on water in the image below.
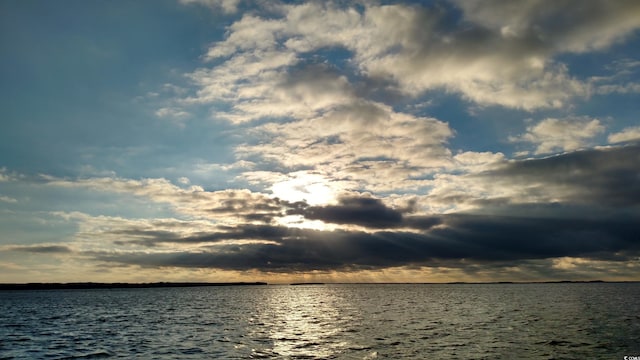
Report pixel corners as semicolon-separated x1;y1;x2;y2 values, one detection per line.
248;285;359;359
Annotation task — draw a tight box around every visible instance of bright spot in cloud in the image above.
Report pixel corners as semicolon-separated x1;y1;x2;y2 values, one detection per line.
275;215;337;231
271;172;338;206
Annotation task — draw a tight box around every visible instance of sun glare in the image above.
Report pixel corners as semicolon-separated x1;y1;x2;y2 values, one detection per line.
271;172;337;206
271;172;340;231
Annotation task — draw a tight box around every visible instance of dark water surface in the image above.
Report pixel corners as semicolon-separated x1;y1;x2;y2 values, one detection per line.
1;283;639;359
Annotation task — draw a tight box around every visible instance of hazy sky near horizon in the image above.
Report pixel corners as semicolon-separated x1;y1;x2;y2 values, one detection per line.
1;0;639;283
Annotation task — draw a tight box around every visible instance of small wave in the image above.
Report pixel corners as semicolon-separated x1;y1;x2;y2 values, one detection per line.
293;341;321;349
62;350;113;359
363;351;378;359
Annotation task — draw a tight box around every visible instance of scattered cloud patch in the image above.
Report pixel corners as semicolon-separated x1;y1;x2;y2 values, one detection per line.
179;0;240;14
608;126;640;143
509;117;605;155
0;195;17;203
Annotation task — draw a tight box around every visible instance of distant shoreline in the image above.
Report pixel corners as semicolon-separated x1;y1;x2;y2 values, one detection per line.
290;282;326;286
1;280;638;291
0;282;268;291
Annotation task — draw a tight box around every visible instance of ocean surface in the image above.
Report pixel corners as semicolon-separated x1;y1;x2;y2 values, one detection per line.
1;283;639;359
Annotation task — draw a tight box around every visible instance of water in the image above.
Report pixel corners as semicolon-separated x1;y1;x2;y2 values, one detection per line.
1;283;639;359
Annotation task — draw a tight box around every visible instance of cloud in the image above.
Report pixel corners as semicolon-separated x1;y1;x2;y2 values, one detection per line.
53;145;640;273
475;144;640;208
351;4;587;109
7;244;72;253
184;48;299;123
0;168;18;182
608;126;640;143
164;1;640;199
453;151;506;172
454;0;640;53
421;143;640;214
590;58;640;95
179;0;240;14
11;140;637;280
595;82;640;95
0;195;17;203
155;107;190;119
509;116;605;154
41;144;638;244
3;0;640;284
289;196;405;229
265;2;635;109
45;176;286;223
37;142;640;225
177;0;640;134
236;100;454;192
167;1;640;198
86;212;639;274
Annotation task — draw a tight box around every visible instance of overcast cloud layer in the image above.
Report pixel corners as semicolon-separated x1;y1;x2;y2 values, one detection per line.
1;0;639;283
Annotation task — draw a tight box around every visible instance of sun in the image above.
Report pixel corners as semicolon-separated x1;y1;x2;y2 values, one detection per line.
271;172;338;206
271;172;340;231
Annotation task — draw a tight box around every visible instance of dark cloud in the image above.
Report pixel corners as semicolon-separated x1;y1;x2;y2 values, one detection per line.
205;191;285;223
455;0;640;52
87;144;640;277
112;229;182;247
111;224;292;248
290;196;404;228
92;212;639;273
10;245;72;253
483;144;640;207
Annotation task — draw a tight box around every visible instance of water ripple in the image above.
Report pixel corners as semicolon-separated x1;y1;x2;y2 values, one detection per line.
1;283;639;359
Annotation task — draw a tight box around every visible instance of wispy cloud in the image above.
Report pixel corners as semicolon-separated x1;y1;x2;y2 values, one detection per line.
6;244;72;253
178;0;240;14
0;195;17;203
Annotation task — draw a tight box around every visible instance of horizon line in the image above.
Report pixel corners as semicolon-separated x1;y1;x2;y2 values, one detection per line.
2;280;639;290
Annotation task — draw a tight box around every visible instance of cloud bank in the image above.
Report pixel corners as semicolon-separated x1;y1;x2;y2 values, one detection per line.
2;0;639;282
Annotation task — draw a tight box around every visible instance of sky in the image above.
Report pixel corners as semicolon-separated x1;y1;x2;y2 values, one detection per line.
1;0;639;284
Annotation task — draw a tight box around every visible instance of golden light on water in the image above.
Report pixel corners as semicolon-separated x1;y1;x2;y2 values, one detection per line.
249;285;355;358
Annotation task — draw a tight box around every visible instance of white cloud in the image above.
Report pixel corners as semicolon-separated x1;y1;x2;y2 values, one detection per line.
587;58;640;95
164;1;638;197
184;50;299;123
453;151;506;172
179;0;240;14
45;176;283;223
181;0;640;127
155;107;190;119
236;100;454;192
608;126;640;143
354;8;588;109
509;117;605;154
155;107;190;128
595;82;640;95
454;0;640;53
0;195;17;203
0;168;17;182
